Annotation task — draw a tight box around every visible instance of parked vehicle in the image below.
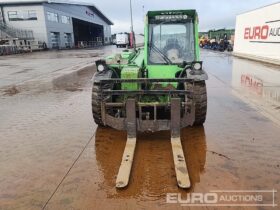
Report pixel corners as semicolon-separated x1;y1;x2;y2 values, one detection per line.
116;33;129;48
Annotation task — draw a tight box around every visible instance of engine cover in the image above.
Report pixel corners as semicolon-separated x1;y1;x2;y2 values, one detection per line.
121;66;141;90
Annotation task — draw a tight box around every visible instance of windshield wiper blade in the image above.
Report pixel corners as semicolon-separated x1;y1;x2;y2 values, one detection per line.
150;44;173;65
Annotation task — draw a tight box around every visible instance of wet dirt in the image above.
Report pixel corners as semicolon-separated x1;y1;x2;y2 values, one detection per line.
0;49;279;210
3;86;20;96
0;46;119;89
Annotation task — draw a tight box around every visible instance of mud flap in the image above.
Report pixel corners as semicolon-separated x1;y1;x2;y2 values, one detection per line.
171;98;191;188
116;99;137;188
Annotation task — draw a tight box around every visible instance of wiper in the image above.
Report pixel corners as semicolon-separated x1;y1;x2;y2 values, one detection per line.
150;44;173;65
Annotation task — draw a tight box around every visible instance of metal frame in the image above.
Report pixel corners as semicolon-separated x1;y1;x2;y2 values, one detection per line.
102;90;191;96
170;98;191;188
115;98;191;188
95;78;193;84
98;78;195;132
115;99;137;188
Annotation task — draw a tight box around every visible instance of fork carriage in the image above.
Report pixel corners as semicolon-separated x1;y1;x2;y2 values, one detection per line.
95;78;196;132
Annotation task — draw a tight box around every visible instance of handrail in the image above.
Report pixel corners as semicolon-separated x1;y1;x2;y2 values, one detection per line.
0;22;34;40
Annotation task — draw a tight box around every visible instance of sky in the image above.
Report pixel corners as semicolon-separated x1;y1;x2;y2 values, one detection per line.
87;0;279;33
3;0;280;33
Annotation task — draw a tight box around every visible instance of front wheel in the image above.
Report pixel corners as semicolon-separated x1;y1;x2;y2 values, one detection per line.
185;81;207;126
92;79;113;126
92;84;105;126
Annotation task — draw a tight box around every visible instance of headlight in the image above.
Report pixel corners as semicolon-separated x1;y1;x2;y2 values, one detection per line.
193;62;202;70
95;59;107;72
97;64;105;72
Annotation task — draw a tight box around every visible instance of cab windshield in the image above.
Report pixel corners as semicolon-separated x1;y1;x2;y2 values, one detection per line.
148;21;195;64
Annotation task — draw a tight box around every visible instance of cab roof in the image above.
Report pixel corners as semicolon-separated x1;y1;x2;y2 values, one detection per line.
147;10;198;18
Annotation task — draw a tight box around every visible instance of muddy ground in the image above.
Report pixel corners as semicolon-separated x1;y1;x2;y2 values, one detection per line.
0;48;279;210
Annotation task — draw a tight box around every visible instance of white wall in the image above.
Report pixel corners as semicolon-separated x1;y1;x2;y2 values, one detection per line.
3;5;48;43
234;3;280;63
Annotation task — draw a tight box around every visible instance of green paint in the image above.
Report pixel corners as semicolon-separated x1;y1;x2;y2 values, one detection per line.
144;9;200;89
121;66;140;90
194;14;200;61
148;65;181;88
104;9;201;103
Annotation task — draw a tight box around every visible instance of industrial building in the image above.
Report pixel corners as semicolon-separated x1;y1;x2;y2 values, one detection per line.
0;0;113;49
234;2;280;65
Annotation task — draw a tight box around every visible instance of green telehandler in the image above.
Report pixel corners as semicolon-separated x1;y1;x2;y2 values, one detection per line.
92;10;208;189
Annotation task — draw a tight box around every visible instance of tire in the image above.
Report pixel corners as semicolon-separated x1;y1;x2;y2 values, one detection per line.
92;84;104;126
186;81;207;126
91;81;113;126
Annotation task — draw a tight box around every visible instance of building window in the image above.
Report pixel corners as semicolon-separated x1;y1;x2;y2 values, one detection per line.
8;10;37;21
64;33;72;48
47;12;59;22
8;11;17;20
28;11;37;20
61;15;70;24
50;32;60;48
96;37;102;42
